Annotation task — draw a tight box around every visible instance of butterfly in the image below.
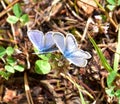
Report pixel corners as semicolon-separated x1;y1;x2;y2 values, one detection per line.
53;32;91;67
27;30;58;53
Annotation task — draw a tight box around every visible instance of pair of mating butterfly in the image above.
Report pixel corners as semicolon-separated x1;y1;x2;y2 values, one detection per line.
27;30;91;67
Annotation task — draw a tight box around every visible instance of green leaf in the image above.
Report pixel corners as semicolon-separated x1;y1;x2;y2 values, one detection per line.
107;70;117;87
115;89;120;97
14;65;24;72
107;0;116;5
38;53;51;61
5;65;15;73
0;46;6;58
88;34;113;72
34;47;39;54
0;71;11;80
35;60;51;74
7;16;19;24
101;15;107;22
107;5;115;11
6;56;15;66
13;3;22;17
118;0;120;5
113;26;120;71
79;92;86;104
6;46;14;56
105;86;115;97
20;14;29;23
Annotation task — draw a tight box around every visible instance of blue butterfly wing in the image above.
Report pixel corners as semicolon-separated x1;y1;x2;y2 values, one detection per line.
44;31;58;52
67;57;88;67
53;32;65;54
66;49;91;67
69;50;91;59
27;30;44;51
53;32;91;67
65;33;78;53
65;33;91;67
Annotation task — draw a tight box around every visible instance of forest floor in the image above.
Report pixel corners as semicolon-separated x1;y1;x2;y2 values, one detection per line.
0;0;119;104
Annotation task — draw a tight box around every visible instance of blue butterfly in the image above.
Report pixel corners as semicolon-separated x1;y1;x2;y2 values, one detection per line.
53;32;91;67
27;30;58;53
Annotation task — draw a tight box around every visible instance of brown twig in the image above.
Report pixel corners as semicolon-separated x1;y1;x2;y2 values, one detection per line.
24;72;34;104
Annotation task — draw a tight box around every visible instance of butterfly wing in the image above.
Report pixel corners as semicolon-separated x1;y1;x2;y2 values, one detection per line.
43;31;58;52
67;57;88;67
53;32;91;67
66;49;91;67
69;49;91;59
53;32;66;54
65;33;78;53
27;30;44;51
65;33;91;67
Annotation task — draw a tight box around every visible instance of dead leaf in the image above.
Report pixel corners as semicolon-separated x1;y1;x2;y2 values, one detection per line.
77;0;100;15
3;88;17;103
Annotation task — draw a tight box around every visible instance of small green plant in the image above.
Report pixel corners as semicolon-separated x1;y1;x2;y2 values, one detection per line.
0;46;25;79
88;29;120;103
5;56;24;73
35;54;51;74
105;25;120;103
33;48;51;74
106;0;120;11
7;3;29;24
